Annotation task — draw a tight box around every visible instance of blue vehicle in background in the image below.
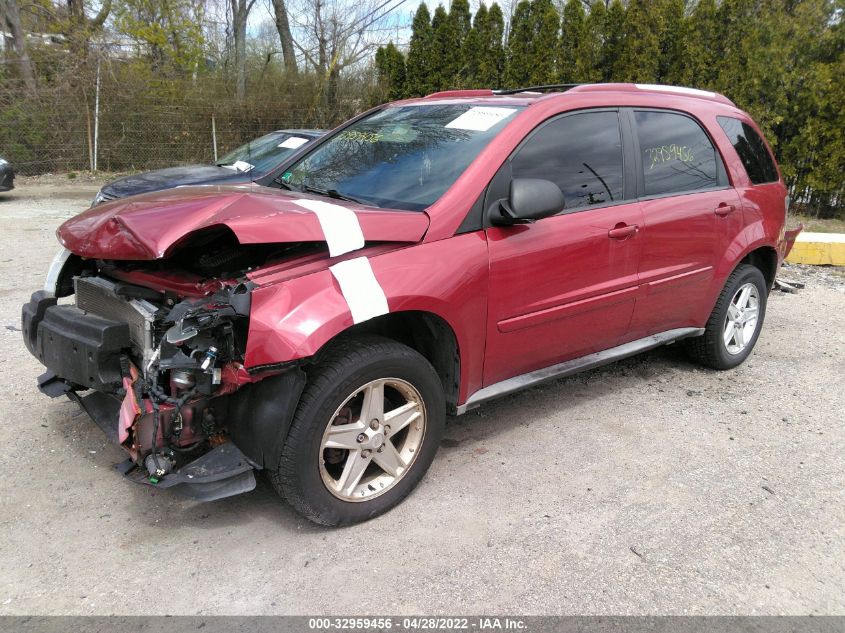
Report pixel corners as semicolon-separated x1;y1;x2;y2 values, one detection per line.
0;157;14;192
91;129;323;206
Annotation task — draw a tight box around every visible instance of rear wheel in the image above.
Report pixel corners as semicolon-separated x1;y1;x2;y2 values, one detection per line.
271;336;445;526
686;264;768;370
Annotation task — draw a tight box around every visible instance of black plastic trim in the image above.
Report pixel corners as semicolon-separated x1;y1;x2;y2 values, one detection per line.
224;367;307;469
32;304;130;393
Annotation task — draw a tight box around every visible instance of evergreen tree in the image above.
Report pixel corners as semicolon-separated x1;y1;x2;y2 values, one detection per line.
531;0;559;85
581;0;606;83
479;3;506;87
431;4;460;89
603;0;626;81
463;4;488;87
505;0;533;87
615;0;661;82
506;0;558;87
449;0;473;86
406;3;435;96
374;42;407;100
462;14;483;87
680;0;718;88
657;0;686;84
790;4;845;215
712;0;775;130
559;0;586;82
449;0;472;41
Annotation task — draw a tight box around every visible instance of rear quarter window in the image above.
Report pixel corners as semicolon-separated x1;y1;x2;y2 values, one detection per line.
717;116;779;184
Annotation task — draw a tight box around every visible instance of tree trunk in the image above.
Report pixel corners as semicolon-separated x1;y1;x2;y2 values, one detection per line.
271;0;298;74
326;65;340;117
231;0;252;101
1;0;37;92
62;0;111;66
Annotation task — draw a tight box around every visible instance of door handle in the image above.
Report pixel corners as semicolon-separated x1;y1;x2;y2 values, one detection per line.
608;224;638;239
714;203;736;217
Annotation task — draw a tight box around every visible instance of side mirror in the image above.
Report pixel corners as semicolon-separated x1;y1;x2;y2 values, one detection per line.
492;178;565;226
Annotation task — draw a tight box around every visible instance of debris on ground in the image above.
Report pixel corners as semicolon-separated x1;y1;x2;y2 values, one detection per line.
779;262;845;293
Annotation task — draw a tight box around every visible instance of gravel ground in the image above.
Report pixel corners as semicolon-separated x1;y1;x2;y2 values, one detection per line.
0;181;843;616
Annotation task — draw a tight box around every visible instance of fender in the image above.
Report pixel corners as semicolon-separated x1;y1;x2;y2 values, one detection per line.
244;232;490;404
702;220;778;319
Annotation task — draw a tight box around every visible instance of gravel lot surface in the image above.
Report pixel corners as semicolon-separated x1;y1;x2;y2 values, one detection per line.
0;181;843;616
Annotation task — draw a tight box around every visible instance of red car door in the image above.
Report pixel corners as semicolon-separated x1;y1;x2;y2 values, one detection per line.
483;110;643;386
624;109;742;338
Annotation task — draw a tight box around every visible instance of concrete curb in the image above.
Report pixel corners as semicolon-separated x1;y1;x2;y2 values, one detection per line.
786;231;845;266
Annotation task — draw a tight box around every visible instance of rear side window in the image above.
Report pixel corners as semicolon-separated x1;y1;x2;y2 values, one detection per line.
511;111;624;210
634;110;719;196
717;116;779;184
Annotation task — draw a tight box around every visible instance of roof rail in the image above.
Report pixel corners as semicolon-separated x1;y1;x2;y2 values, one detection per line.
568;83;735;106
492;84;583;95
423;83;735;106
423;89;495;99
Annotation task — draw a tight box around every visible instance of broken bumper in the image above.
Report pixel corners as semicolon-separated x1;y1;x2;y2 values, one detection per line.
22;291;259;502
783;223;804;260
118;443;257;502
23;290;127;393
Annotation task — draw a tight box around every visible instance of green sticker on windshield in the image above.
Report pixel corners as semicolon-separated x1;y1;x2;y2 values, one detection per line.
281;171;292;182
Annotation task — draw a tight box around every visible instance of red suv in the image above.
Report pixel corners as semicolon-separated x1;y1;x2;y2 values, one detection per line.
22;84;801;525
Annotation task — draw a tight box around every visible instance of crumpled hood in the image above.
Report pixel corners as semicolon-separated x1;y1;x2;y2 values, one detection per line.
58;185;430;260
100;165;249;198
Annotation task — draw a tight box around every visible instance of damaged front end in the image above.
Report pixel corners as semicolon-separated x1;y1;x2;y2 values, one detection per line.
22;254;304;501
22;187;429;502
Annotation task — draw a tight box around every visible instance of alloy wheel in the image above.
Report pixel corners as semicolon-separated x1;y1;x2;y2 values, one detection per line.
723;282;760;355
319;378;427;502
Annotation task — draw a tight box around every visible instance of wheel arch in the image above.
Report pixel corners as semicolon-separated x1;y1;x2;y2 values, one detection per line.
701;237;778;329
739;244;778;290
314;310;461;413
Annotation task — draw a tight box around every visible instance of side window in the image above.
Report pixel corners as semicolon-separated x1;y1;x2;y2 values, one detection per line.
511;111;624;210
717;116;779;184
634;111;719;196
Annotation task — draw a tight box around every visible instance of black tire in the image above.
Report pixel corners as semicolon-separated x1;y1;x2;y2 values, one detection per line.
271;335;446;526
686;263;768;370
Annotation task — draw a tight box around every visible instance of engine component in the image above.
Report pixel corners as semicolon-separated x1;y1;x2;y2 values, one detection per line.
200;346;219;372
145;452;175;479
171;370;196;391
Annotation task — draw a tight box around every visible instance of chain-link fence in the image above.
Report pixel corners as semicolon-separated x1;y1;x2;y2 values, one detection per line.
2;66;843;220
1;66;381;176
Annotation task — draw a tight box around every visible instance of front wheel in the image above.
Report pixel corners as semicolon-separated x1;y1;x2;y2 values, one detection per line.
271;336;445;526
686;263;768;370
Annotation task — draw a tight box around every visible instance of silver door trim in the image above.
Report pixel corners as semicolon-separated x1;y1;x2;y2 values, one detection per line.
455;327;704;415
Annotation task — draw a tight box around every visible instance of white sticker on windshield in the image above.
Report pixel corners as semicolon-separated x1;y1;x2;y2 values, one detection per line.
292;198;365;257
445;106;517;132
330;257;389;324
279;136;309;149
230;160;254;172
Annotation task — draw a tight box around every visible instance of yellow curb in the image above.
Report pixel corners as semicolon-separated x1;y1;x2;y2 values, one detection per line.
786;232;845;266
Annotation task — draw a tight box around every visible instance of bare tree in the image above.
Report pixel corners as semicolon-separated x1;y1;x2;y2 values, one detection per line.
290;0;405;103
0;0;37;92
270;0;297;74
65;0;112;58
230;0;257;101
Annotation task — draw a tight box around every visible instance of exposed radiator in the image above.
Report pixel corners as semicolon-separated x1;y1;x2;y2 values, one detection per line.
74;277;158;357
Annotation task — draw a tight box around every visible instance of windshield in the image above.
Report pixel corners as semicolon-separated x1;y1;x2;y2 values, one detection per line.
217;132;313;175
279;104;522;211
